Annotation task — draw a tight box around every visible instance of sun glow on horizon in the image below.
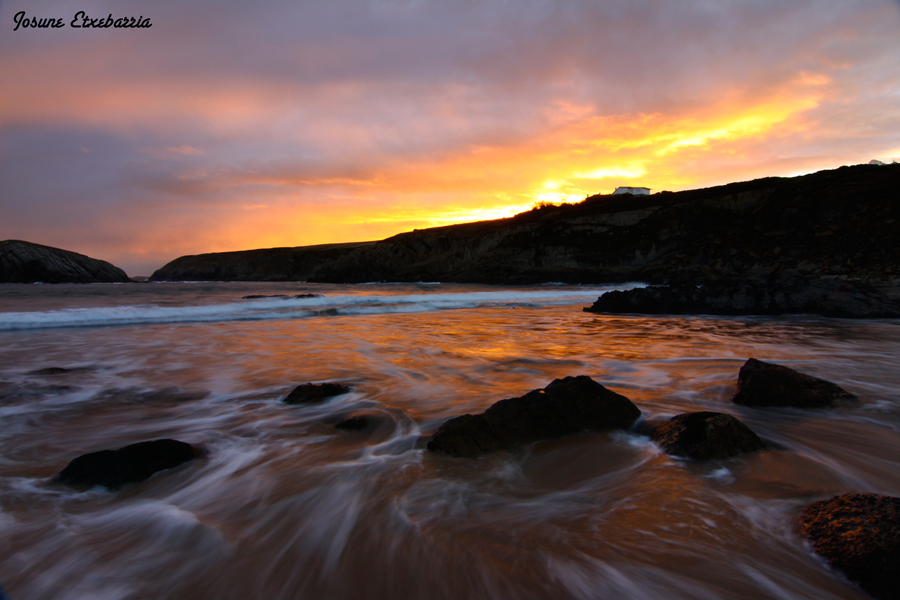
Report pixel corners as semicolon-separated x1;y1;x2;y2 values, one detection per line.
176;83;834;257
7;0;898;281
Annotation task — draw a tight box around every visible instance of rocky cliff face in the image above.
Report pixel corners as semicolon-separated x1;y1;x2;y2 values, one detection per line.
0;240;130;284
149;242;374;281
311;164;900;284
150;164;900;285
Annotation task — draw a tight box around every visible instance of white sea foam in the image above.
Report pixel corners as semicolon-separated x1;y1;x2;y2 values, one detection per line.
0;286;639;331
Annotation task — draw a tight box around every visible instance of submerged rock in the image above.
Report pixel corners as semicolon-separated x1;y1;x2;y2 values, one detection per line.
427;376;641;458
733;358;857;408
56;439;201;490
583;275;900;318
335;415;371;430
799;494;900;600
283;382;351;404
242;293;323;299
650;411;764;460
29;367;73;376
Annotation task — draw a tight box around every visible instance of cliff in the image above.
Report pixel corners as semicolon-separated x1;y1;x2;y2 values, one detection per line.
150;164;900;285
149;242;375;282
0;240;130;284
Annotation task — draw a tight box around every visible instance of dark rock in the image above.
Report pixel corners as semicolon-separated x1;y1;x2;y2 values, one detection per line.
56;439;201;490
584;274;900;318
283;382;351;405
799;494;900;600
243;294;290;299
427;375;641;457
1;240;130;284
29;367;72;376
733;358;857;408
650;411;764;460
242;293;323;299
335;415;371;430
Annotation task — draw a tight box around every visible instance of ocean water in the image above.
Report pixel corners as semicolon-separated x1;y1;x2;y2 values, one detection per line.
0;282;898;600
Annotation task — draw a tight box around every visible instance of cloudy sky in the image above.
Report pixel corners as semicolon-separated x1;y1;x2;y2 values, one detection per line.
2;0;899;275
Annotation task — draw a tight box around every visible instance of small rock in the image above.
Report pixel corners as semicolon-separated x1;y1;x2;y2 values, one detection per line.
333;411;397;441
242;293;323;299
243;294;290;299
799;494;900;600
29;367;72;376
335;415;370;430
56;439;201;490
733;358;857;408
284;382;350;404
427;376;641;458
650;411;764;460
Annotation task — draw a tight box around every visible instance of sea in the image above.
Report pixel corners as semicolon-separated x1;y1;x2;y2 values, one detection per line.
0;281;898;600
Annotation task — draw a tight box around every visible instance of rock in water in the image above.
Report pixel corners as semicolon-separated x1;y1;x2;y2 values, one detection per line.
427;376;641;458
283;382;351;404
733;358;857;408
583;276;900;318
650;411;764;460
335;415;371;430
0;239;130;284
242;293;323;299
56;439;201;490
800;494;900;600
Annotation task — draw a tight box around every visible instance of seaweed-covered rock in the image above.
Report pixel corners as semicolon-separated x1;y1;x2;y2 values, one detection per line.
427;376;641;458
283;382;350;405
800;494;900;600
650;411;764;460
733;358;857;408
56;439;201;490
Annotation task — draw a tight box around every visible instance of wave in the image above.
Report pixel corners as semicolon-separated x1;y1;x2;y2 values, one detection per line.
0;285;641;331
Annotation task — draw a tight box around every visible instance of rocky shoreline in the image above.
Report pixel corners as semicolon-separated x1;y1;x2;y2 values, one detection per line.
49;358;899;599
584;271;900;318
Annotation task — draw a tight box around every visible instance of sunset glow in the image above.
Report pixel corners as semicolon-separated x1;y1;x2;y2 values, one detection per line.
2;0;899;274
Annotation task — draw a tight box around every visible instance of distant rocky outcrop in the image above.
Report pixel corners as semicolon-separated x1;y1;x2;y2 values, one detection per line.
150;242;374;281
427;376;641;458
283;382;351;405
583;272;900;318
56;439;202;490
650;411;764;460
0;240;130;284
148;164;900;286
733;358;858;409
800;494;900;600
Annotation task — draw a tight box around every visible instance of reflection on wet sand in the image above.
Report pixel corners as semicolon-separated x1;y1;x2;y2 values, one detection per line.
0;283;896;599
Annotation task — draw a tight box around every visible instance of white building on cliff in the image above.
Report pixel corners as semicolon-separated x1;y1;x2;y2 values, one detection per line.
612;186;651;195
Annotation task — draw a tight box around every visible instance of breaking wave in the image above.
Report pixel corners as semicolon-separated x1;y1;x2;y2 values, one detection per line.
0;285;640;331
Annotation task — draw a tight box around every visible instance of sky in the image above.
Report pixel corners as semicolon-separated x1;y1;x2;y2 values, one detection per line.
2;0;899;275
